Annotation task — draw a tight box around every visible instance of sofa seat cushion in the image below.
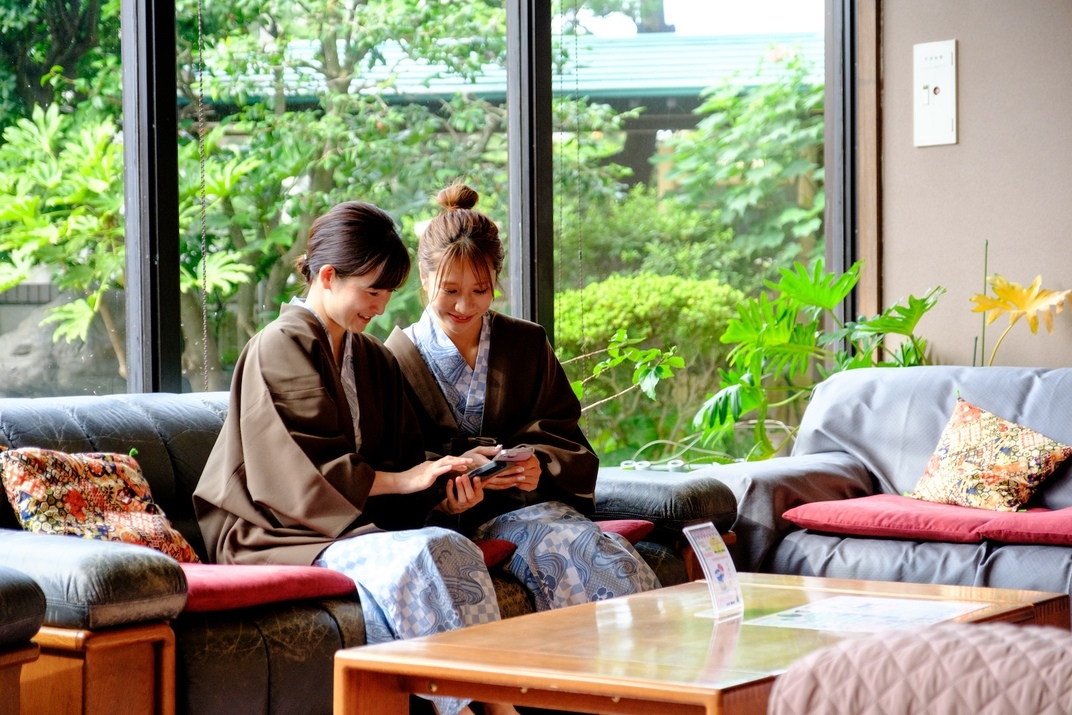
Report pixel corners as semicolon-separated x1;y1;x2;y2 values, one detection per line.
475;538;516;567
0;447;200;562
0;565;45;647
976;507;1072;546
0;530;186;629
180;563;357;612
597;519;655;544
183;537;521;612
782;494;997;543
784;496;1072;548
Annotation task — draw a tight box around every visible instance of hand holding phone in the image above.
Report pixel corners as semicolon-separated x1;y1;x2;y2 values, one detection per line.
466;447;533;479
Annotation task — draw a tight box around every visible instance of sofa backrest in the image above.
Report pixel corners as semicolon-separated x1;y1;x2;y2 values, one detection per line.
793;366;1072;505
0;392;230;562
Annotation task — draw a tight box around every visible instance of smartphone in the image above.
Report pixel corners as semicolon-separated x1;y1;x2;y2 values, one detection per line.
495;447;533;462
466;460;510;479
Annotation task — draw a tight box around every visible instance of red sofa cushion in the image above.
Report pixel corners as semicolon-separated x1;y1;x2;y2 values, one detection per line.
976;507;1072;546
180;563;357;612
782;494;1000;543
598;519;655;544
474;538;517;567
182;539;520;612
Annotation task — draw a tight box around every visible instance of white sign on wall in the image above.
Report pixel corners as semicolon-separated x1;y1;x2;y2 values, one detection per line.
913;39;958;147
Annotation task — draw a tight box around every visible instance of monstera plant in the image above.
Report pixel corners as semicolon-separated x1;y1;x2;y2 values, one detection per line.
693;260;944;461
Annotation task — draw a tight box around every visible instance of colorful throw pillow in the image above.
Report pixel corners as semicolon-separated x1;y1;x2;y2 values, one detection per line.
908;398;1072;511
0;447;200;562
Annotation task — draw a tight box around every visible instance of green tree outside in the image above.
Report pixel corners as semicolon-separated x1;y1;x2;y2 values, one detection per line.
0;1;826;464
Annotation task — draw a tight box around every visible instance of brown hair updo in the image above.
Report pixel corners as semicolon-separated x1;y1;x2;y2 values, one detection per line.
294;201;410;290
417;183;504;292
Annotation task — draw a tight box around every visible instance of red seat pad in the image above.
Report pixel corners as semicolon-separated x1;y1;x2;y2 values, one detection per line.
474;538;517;567
182;539;523;612
976;507;1072;545
180;563;357;612
782;494;1001;543
597;519;656;544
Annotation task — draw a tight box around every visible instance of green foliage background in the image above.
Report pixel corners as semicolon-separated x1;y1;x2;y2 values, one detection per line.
0;0;826;464
555;272;742;464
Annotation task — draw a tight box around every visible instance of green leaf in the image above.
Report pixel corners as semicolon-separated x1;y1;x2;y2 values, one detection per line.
637;367;660;400
570;379;583;401
179;251;255;295
40;297;97;344
692;368;764;436
854;286;945;337
770;259;861;312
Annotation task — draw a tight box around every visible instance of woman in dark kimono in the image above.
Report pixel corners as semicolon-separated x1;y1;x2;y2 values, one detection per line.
194;200;517;715
385;183;659;611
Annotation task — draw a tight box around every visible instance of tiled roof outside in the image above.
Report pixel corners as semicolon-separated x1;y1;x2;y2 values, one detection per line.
220;32;824;103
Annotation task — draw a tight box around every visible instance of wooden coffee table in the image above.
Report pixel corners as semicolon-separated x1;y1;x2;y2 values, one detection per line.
333;573;1070;715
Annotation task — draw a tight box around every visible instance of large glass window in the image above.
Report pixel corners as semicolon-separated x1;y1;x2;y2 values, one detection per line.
175;0;512;391
0;2;127;396
551;0;825;464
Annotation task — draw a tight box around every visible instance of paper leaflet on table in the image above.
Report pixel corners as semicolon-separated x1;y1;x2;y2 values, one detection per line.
683;522;744;620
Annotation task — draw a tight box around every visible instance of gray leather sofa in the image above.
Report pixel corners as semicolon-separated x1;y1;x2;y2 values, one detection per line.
706;365;1072;597
0;392;736;714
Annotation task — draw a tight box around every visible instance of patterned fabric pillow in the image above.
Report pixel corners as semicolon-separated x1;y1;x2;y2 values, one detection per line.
0;448;200;562
909;397;1072;511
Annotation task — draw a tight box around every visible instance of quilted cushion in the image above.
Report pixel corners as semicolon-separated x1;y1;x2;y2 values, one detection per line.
782;494;997;543
0;448;200;562
769;622;1072;715
908;397;1072;511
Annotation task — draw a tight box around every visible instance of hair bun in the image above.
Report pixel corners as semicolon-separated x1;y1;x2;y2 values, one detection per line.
436;183;479;211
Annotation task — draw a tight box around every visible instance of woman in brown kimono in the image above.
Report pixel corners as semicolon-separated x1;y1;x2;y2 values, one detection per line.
193;200;517;715
386;183;660;611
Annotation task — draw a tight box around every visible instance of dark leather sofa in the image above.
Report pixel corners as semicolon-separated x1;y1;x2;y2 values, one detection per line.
0;565;45;715
0;392;737;714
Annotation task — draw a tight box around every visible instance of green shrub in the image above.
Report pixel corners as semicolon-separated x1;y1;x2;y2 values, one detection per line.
554;185;737;287
554;273;743;465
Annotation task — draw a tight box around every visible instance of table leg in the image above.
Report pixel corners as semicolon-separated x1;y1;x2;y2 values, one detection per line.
333;667;409;715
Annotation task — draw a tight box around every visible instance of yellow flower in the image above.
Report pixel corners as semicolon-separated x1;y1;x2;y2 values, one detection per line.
970;274;1072;365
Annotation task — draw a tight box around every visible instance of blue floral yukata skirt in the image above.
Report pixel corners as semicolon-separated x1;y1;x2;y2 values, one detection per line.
473;501;661;611
315;527;498;715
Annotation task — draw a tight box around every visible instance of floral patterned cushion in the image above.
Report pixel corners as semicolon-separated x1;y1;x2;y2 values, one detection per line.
0;447;200;562
909;397;1072;511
